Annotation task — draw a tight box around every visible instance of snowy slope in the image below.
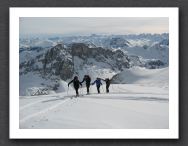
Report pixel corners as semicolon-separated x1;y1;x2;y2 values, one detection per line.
19;72;58;96
73;56;117;81
20;67;169;129
20;84;168;129
112;67;169;87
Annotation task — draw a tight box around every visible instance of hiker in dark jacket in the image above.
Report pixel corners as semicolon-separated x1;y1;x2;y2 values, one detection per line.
81;75;91;94
68;76;82;96
101;78;112;93
91;78;102;93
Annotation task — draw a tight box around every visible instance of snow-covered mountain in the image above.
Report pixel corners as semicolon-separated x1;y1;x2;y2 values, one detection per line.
112;67;169;87
19;33;169;96
19;38;56;48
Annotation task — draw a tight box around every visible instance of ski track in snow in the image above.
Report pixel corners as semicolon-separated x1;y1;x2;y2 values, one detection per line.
20;98;70;123
19;83;169;129
81;94;168;102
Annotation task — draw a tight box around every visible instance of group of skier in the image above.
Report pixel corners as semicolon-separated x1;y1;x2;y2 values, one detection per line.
68;75;112;96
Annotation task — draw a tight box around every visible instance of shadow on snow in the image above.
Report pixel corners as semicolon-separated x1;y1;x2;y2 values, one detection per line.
41;92;168;103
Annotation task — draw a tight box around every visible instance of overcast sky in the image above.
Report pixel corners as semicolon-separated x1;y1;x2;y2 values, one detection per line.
20;17;168;36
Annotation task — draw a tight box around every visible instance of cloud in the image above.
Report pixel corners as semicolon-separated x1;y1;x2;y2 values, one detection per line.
20;17;169;35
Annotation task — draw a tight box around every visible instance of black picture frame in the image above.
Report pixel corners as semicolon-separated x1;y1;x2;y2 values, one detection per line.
1;0;187;145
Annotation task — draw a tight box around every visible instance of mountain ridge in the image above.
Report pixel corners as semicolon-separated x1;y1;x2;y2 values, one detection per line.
19;34;169;96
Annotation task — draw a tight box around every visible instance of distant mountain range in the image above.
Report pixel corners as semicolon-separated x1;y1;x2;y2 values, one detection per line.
19;33;169;96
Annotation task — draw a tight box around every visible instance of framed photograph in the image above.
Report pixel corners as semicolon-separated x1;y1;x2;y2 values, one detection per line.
9;7;179;139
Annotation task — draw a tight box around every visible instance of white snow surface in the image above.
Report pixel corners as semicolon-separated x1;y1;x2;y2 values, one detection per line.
113;67;169;87
73;56;117;81
19;72;57;96
20;67;169;129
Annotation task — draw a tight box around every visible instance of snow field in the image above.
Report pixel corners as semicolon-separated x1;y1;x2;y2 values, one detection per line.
20;83;168;129
19;67;169;129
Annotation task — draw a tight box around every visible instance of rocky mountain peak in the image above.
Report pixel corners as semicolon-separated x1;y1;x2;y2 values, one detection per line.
71;43;90;57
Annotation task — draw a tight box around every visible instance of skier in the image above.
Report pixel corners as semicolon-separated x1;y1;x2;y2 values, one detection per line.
101;78;112;93
91;77;102;94
68;76;82;97
81;75;91;94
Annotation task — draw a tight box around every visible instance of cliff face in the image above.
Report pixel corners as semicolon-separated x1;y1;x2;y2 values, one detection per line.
20;41;167;81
